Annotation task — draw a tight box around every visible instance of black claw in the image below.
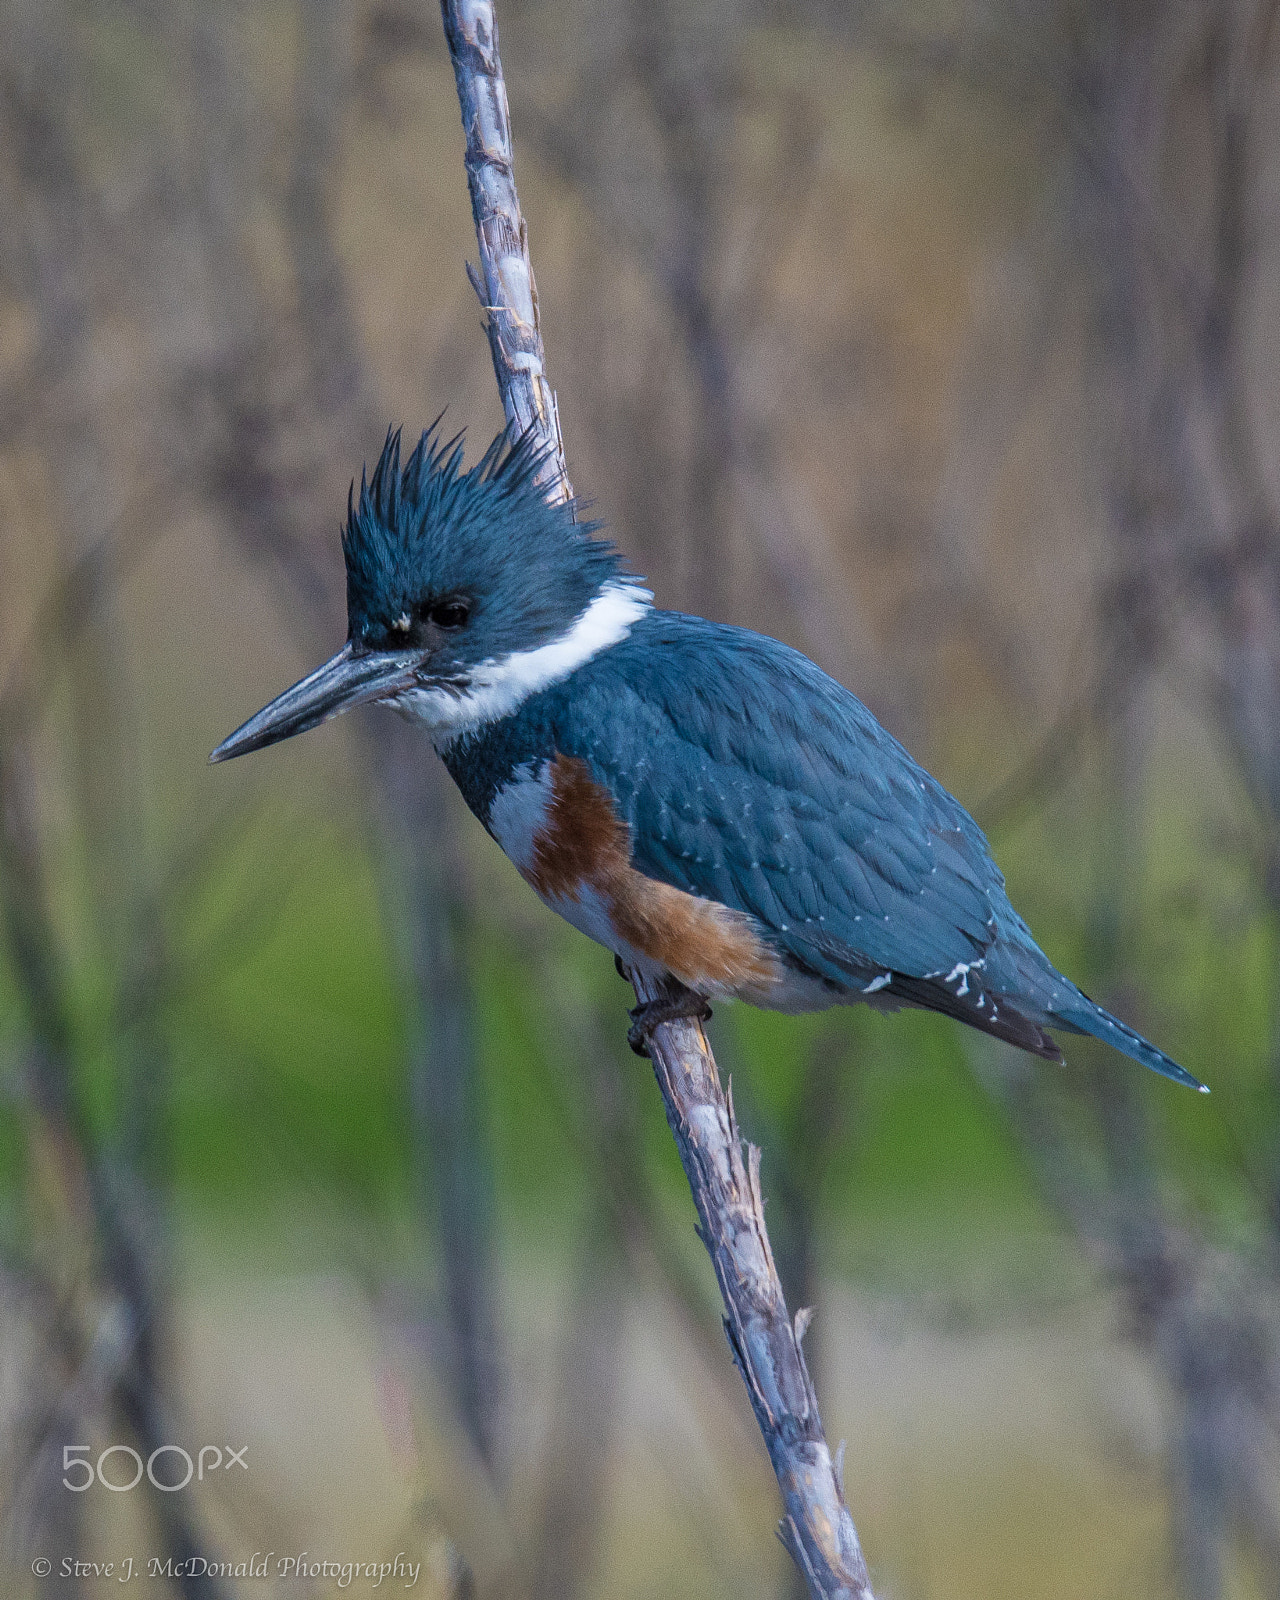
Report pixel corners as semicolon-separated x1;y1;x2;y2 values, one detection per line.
627;991;713;1057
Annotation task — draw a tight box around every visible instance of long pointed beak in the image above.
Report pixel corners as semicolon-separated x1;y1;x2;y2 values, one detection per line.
210;642;421;763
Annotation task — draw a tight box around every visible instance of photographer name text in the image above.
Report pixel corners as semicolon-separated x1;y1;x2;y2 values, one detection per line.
32;1552;421;1588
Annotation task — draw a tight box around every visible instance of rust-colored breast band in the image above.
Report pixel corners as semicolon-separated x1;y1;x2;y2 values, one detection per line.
527;754;782;995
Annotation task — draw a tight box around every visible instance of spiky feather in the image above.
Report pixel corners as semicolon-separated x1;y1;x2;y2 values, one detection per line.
342;421;625;653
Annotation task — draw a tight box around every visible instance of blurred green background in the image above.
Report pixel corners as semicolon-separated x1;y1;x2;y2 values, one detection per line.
2;2;1280;1597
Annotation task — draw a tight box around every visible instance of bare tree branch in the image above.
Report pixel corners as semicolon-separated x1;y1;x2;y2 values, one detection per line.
440;8;876;1590
633;972;874;1597
439;0;570;501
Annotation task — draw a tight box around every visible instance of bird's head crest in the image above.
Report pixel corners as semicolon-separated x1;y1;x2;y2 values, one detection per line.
209;418;646;763
342;420;624;659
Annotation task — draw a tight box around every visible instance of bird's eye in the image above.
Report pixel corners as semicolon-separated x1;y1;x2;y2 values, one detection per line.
425;597;471;630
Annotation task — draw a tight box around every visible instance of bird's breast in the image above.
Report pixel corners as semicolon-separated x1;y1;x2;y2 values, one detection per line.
487;752;784;999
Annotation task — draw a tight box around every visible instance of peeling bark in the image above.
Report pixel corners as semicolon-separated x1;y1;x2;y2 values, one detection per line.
440;0;570;502
631;972;873;1599
438;3;876;1592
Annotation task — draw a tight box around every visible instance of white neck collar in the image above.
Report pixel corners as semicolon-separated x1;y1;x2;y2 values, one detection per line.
388;579;652;746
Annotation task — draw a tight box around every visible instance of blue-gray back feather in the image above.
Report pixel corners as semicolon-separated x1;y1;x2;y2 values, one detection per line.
446;609;1201;1089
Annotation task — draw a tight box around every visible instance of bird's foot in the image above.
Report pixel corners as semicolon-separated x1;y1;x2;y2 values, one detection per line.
627;987;713;1057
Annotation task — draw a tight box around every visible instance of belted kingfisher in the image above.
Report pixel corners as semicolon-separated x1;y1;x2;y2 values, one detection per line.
212;423;1204;1091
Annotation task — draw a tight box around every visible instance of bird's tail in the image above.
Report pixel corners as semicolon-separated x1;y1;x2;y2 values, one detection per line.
1053;998;1207;1092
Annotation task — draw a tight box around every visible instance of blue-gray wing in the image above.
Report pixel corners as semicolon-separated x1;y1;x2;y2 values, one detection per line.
557;612;1075;1053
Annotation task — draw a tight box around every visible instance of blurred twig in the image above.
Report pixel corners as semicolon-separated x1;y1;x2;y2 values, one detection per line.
183;0;504;1485
516;21;880;694
0;651;229;1600
296;0;506;1474
956;9;1280;1592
